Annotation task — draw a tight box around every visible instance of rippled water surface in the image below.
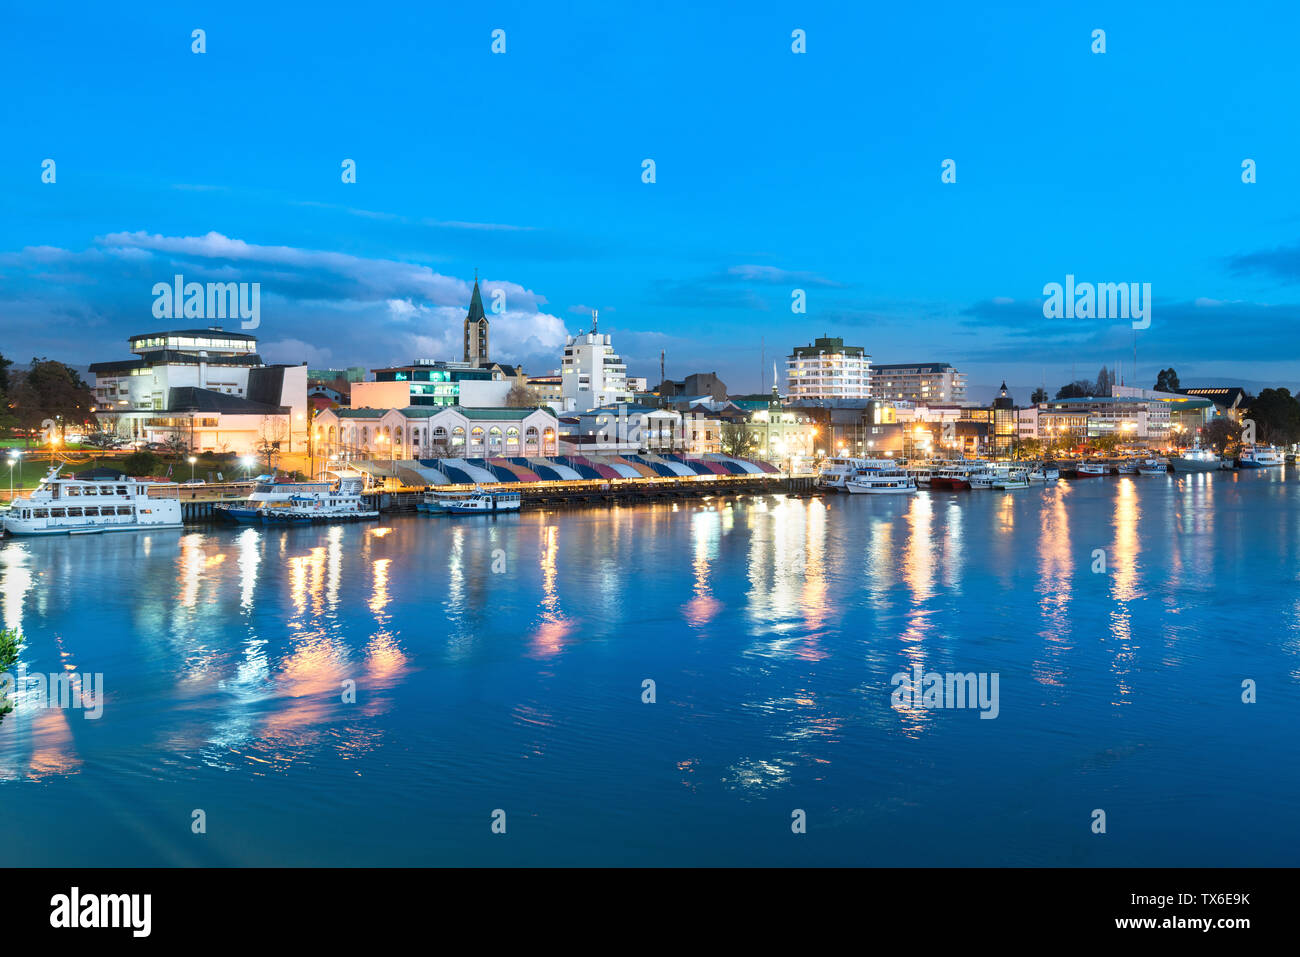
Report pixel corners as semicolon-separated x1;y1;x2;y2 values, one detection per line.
2;471;1298;865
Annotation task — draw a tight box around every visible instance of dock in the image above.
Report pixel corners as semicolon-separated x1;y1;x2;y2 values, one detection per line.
161;473;820;523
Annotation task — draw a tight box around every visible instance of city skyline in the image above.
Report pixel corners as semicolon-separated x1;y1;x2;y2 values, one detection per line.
4;2;1300;401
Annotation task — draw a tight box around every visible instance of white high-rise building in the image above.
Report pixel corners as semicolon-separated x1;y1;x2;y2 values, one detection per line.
869;362;967;404
560;312;634;412
786;336;871;401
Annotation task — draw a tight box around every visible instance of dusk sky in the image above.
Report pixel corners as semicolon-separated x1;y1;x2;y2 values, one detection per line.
3;1;1299;401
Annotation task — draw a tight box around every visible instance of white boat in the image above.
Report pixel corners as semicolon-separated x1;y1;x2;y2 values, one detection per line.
1027;463;1060;482
0;465;182;536
817;457;895;490
1238;445;1285;469
992;467;1031;489
258;477;378;525
419;486;522;514
1116;460;1138;475
930;461;986;490
845;469;917;494
1169;441;1220;473
1137;458;1168;475
215;475;337;523
968;464;1017;489
1074;462;1109;476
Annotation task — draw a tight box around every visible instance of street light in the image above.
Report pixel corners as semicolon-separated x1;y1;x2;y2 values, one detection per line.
187;455;197;481
7;451;20;503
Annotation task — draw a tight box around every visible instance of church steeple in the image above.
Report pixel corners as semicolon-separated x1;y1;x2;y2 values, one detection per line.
463;272;489;366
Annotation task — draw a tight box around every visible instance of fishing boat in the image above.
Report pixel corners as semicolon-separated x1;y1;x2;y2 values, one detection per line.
817;457;895;490
1073;462;1109;477
845;469;917;494
1115;460;1138;475
257;477;378;525
215;475;336;523
0;465;182;536
930;462;983;490
1137;458;1168;475
1027;462;1060;482
418;486;522;514
1169;440;1220;473
968;465;1013;489
992;467;1031;490
1238;445;1285;469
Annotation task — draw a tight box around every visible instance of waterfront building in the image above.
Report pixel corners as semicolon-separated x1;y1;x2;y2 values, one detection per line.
657;371;728;401
991;382;1017;457
560;312;634;412
786;336;871;401
308;367;367;384
1027;393;1217;444
352;360;511;410
869;362;967;404
89;327;307;453
314;405;557;461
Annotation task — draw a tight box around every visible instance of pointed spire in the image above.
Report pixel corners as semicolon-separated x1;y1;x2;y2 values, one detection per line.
467;276;486;323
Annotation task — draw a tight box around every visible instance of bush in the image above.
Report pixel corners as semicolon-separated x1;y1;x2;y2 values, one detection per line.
0;626;21;719
120;450;160;476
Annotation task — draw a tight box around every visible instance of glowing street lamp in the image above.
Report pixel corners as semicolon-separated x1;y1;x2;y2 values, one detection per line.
187;455;197;481
7;451;21;503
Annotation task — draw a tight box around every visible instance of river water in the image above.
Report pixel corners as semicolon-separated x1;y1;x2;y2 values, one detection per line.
1;471;1297;865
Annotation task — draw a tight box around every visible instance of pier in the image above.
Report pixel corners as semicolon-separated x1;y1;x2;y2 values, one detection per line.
162;473;820;523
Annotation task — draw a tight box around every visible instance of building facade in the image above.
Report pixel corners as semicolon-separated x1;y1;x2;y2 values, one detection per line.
315;405;558;461
869;362;967;404
89;327;307;453
353;360;511;409
560;316;634;412
786;336;870;401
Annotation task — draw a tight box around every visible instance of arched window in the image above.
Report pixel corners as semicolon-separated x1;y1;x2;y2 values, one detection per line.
506;426;519;441
395;426;403;445
361;426;369;445
470;426;484;447
488;426;502;446
452;426;465;447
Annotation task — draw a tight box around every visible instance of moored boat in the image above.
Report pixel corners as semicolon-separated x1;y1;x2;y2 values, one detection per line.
257;477;378;525
419;486;522;514
1137;458;1169;475
845;469;917;494
1;465;182;536
992;467;1031;489
1169;441;1220;473
1238;445;1285;469
215;475;336;523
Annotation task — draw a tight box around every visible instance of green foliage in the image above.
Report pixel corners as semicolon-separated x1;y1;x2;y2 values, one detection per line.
7;358;96;441
0;626;20;719
1243;388;1300;446
1153;368;1181;392
121;450;160;476
720;421;755;458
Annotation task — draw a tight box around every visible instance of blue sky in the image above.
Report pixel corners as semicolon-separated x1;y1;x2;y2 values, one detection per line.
2;0;1299;401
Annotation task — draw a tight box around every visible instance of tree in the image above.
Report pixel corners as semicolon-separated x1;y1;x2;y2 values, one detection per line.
720;421;755;458
505;384;542;408
1031;387;1049;404
257;416;289;470
1242;388;1300;446
1202;418;1241;452
8;358;96;445
1154;368;1181;392
1094;366;1114;396
1055;380;1095;400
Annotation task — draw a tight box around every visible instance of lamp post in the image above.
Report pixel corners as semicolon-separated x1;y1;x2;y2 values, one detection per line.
187;455;197;482
7;451;19;503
